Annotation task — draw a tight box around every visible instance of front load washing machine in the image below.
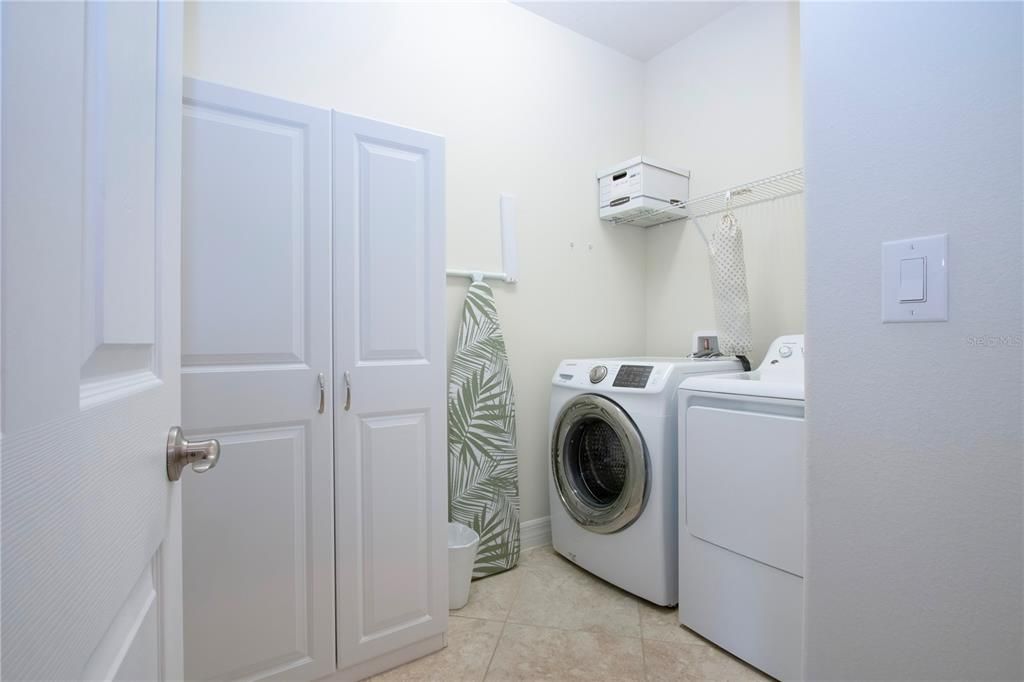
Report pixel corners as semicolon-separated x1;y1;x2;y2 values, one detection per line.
548;356;741;605
678;335;806;680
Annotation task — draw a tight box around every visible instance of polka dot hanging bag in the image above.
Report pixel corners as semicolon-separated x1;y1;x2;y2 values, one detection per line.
708;211;754;358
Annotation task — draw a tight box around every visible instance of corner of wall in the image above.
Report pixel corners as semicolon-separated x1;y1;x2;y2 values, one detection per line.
637;1;806;360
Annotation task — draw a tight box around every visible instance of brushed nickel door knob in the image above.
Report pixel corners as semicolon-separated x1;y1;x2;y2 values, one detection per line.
166;426;220;481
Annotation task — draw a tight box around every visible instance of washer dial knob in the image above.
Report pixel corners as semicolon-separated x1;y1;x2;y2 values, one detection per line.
779;345;793;359
589;365;608;383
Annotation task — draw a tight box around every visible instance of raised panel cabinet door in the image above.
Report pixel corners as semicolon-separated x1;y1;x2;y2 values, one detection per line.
180;80;335;681
333;112;448;674
1;2;185;679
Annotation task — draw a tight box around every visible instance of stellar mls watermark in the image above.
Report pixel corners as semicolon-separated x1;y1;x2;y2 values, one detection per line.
965;334;1023;348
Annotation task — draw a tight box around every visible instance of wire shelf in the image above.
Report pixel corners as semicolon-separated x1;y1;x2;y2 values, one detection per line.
605;168;804;227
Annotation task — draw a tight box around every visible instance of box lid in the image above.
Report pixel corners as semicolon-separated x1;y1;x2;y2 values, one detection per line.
596;155;690;180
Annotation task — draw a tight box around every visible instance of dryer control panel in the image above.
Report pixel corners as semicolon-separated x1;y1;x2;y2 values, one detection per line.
759;335;805;385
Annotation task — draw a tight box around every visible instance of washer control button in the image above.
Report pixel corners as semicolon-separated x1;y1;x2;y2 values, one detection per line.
589;365;608;383
779;345;793;358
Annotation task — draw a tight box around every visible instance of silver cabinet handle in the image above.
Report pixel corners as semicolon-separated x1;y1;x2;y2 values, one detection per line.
166;426;220;481
318;372;326;414
344;371;352;411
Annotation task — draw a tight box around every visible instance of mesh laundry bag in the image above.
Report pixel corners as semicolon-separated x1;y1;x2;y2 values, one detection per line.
707;213;754;357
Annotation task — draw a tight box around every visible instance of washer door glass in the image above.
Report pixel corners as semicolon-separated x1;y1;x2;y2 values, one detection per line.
551;394;648;534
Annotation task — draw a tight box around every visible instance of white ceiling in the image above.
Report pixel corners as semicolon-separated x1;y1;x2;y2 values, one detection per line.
513;1;741;62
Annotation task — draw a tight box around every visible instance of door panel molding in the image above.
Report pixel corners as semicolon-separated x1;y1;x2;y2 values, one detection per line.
355;137;430;364
181;96;311;371
82;564;159;681
358;412;431;638
183;422;319;680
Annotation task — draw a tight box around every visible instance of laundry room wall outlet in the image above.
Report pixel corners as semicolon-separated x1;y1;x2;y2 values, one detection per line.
691;330;720;356
881;234;948;323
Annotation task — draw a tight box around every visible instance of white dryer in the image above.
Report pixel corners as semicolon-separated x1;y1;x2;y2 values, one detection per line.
549;356;741;605
677;335;806;681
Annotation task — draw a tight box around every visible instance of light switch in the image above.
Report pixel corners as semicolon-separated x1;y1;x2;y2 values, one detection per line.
882;234;948;323
898;257;926;302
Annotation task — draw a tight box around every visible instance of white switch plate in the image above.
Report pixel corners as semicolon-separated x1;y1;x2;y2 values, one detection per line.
882;233;948;322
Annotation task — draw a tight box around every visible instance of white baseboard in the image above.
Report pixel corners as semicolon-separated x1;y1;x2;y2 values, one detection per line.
520;516;551;549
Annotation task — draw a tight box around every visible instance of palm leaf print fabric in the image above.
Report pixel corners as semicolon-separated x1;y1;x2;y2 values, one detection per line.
448;281;520;577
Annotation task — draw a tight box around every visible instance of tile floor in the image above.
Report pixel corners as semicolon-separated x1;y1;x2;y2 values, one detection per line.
372;545;770;681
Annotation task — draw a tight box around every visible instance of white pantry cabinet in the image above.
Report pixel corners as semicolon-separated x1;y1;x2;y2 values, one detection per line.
332;113;449;678
181;80;447;682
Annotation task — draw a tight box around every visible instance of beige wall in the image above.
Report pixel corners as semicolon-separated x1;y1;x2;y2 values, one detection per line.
643;2;805;365
184;1;808;525
184;1;649;524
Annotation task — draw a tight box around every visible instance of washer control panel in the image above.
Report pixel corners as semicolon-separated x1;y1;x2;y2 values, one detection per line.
612;364;653;389
553;358;740;393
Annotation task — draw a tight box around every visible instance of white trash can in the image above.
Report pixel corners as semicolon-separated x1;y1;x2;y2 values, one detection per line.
448;522;480;610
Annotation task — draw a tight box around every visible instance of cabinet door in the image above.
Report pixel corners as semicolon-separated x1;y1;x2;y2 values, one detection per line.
333;112;447;672
180;79;335;681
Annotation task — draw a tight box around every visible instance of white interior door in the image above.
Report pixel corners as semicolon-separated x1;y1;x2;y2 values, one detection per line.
1;2;185;680
333;112;448;674
180;79;335;681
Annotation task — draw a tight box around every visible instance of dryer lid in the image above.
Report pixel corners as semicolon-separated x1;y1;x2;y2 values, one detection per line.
680;372;804;401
